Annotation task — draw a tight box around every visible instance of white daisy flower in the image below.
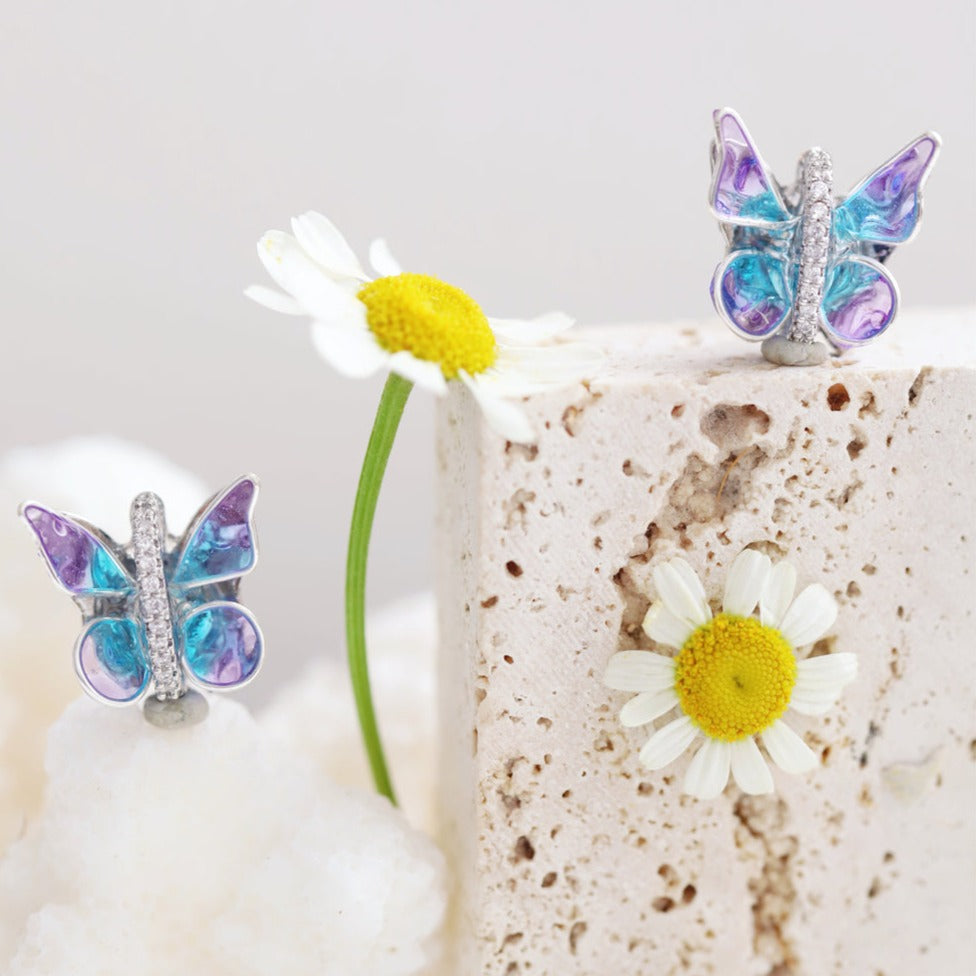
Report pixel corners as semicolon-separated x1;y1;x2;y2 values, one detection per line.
246;211;602;444
604;549;857;800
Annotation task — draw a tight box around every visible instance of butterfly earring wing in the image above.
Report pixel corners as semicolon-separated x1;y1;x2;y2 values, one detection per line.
833;133;941;247
169;476;263;691
821;256;899;347
180;602;263;690
709;108;792;225
21;504;133;597
75;617;150;704
22;505;150;704
711;248;795;340
170;476;258;587
709;109;797;340
822;132;936;347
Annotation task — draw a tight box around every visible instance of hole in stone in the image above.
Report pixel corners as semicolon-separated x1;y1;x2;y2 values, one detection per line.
622;459;635;476
514;835;535;861
867;877;882;898
506;560;523;577
569;921;587;954
481;595;499;609
681;884;697;904
700;403;770;450
808;636;836;658
847;436;866;460
671;404;685;417
862;563;877;575
827;383;851;411
505;442;538;461
561;404;581;436
541;871;557;888
503;654;514;664
846;581;861;598
908;368;931;406
537;716;552;730
652;896;675;913
858;391;879;418
657;863;679;884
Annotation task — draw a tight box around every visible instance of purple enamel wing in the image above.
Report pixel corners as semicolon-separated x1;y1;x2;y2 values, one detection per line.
21;475;263;707
709;107;940;352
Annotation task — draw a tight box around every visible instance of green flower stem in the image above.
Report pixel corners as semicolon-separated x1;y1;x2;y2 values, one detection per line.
346;372;413;804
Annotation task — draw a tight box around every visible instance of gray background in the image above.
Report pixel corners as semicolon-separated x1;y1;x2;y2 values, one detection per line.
2;0;973;701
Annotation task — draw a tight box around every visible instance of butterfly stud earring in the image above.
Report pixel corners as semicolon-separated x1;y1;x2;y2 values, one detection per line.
21;475;263;728
709;107;940;365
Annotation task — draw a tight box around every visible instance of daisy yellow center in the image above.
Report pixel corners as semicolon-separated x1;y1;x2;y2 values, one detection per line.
674;614;796;742
357;273;497;380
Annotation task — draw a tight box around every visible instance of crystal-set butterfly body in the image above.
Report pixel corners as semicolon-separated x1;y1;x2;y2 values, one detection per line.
21;475;263;709
709;108;940;364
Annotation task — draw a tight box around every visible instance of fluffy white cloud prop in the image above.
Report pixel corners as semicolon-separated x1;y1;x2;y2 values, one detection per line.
0;697;446;976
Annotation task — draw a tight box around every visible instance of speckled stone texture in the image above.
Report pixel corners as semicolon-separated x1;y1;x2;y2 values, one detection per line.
435;308;976;976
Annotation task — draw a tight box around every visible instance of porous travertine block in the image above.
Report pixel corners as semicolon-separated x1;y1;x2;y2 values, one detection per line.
435;308;976;976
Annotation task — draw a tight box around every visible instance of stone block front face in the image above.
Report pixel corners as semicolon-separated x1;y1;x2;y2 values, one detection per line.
436;310;976;976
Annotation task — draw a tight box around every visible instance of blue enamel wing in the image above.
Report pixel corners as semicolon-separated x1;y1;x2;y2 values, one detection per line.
709;107;940;348
21;475;263;706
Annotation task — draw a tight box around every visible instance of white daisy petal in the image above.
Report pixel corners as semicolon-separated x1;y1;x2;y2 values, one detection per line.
493;342;605;389
619;688;680;727
290;211;367;281
642;600;695;649
488;311;576;345
368;237;404;278
603;651;676;692
244;284;304;315
257;232;367;323
652;559;711;627
788;691;845;716
779;583;838;649
458;371;536;444
760;560;797;628
387;350;448;396
761;720;818;774
723;549;772;616
310;321;389;378
683;739;732;799
638;715;698;771
730;738;774;795
789;655;858;714
795;653;858;691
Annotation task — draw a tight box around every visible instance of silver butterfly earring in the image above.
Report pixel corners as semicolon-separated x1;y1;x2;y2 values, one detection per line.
709;108;940;365
21;475;263;728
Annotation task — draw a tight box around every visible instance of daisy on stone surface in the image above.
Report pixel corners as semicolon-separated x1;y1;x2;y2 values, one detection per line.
604;548;857;799
246;211;601;444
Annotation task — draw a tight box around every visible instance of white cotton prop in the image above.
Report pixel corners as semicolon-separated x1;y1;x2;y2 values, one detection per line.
0;437;206;855
0;697;446;976
260;592;437;833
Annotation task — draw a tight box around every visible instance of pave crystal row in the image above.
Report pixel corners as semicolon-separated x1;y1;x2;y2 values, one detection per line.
130;492;183;700
788;148;833;344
